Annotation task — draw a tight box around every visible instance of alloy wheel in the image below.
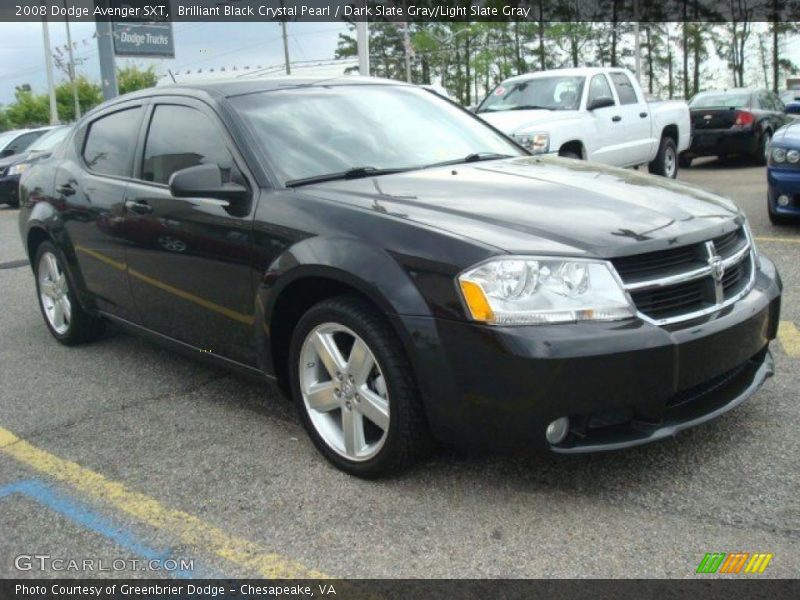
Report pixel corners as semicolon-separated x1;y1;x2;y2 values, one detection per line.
38;251;71;335
664;146;676;178
299;323;390;461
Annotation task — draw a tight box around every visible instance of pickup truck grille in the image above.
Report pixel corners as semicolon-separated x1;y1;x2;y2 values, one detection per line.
611;226;755;326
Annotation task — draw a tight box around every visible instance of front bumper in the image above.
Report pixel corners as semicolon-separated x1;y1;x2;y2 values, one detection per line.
0;175;20;205
687;129;758;158
396;254;781;453
768;167;800;217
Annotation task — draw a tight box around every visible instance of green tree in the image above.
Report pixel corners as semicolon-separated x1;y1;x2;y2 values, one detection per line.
0;107;11;132
117;64;158;95
54;76;102;122
4;86;50;128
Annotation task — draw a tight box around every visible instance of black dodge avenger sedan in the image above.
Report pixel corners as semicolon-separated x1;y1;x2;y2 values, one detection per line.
18;78;781;477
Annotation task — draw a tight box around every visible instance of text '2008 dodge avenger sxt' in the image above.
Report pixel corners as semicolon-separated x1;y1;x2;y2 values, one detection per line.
18;78;781;477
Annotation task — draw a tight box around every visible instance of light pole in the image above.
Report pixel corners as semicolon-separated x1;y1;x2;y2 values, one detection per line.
41;13;60;125
63;7;81;119
356;21;370;76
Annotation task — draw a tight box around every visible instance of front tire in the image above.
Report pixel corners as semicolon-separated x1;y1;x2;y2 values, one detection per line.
34;241;105;345
648;137;678;178
289;295;433;478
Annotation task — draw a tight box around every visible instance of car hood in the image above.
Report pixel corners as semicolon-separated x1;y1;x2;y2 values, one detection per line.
773;120;800;145
478;109;581;134
0;152;28;169
300;157;741;257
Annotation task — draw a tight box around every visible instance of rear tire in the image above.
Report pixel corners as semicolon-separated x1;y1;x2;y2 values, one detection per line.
34;241;105;345
648;137;678;178
288;295;433;478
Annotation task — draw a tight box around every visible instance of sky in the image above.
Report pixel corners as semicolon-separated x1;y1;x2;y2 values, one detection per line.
0;21;351;104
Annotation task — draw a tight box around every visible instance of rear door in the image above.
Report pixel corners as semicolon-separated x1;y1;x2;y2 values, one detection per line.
607;71;652;165
55;102;145;320
123;99;258;365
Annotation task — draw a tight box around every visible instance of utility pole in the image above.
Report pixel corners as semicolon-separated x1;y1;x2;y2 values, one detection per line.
633;0;641;82
403;22;412;83
281;21;291;75
41;13;60;125
280;0;290;74
356;21;370;76
63;2;81;119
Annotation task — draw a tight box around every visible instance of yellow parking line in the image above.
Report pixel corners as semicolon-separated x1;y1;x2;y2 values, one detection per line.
778;321;800;358
755;236;800;244
0;426;326;579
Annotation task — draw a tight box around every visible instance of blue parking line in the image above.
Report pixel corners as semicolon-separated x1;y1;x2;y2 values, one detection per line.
0;479;202;578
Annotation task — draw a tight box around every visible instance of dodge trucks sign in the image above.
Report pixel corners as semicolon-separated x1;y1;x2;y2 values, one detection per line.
112;18;174;58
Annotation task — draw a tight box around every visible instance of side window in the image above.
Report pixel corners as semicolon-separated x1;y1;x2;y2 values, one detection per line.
83;107;142;177
142;105;236;185
6;131;44;154
609;72;639;105
769;93;784;112
756;92;769;110
588;74;615;105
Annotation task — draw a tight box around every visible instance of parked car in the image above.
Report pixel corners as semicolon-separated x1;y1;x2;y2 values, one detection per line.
767;120;800;224
0;125;71;207
475;67;691;178
19;78;781;477
0;126;54;159
681;88;790;167
780;89;800;117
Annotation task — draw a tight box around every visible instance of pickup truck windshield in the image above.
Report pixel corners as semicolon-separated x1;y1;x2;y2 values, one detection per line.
690;92;750;109
478;76;585;113
231;85;523;186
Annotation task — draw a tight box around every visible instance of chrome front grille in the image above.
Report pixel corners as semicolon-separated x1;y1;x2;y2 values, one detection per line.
611;226;755;326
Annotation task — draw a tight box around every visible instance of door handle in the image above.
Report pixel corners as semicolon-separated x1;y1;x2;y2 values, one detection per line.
612;115;622;122
125;199;154;215
640;112;648;118
56;183;75;196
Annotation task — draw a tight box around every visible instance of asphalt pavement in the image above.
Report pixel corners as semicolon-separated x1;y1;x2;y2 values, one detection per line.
0;157;798;579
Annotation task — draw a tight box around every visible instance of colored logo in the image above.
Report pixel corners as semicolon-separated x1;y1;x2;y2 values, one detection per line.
696;552;773;574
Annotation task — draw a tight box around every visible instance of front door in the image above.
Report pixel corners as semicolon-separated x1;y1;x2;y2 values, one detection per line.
123;101;258;365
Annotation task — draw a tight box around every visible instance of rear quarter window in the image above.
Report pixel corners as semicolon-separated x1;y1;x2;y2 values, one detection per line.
609;73;639;105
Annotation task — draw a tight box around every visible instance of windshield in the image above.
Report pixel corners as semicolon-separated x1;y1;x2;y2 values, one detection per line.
690;92;751;109
0;131;20;150
231;85;523;185
478;76;585;112
28;127;70;153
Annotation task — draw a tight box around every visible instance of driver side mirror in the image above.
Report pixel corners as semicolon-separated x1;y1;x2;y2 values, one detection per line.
168;163;248;203
587;96;615;111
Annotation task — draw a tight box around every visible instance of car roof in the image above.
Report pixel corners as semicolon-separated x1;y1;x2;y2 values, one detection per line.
81;76;413;120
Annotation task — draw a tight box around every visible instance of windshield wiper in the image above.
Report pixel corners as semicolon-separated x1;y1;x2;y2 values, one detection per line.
507;105;552;111
285;166;410;188
424;152;515;169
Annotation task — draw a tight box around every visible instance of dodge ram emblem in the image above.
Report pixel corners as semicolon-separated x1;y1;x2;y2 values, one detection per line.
708;254;725;282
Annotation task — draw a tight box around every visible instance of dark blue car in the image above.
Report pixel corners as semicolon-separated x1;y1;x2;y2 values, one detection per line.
768;121;800;224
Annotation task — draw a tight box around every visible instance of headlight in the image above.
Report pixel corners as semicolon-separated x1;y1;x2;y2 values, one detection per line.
514;132;549;154
771;147;786;163
8;163;28;176
787;149;800;164
457;257;636;325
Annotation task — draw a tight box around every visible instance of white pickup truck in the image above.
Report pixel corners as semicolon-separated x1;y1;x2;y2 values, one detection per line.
476;67;691;178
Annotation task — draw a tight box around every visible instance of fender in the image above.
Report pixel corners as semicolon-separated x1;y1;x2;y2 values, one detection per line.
254;235;436;377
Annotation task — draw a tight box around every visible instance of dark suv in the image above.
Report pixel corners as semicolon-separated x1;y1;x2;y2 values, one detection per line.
18;78;781;477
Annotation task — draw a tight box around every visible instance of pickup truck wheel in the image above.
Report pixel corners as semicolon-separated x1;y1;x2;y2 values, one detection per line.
289;295;433;478
34;241;105;345
678;154;693;168
648;137;678;178
558;150;581;160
